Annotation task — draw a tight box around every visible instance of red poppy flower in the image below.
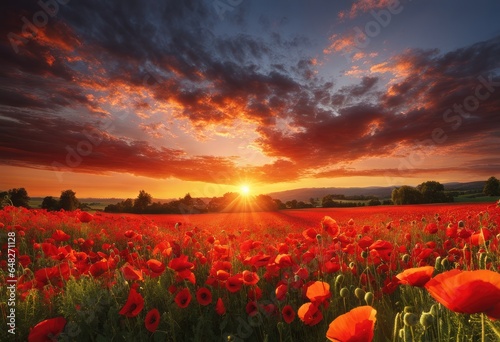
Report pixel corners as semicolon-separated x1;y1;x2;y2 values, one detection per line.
28;317;66;342
77;211;93;223
144;308;160;333
326;306;377;342
121;264;143;281
306;281;331;305
321;216;339;237
242;270;260;285
298;303;323;326
119;288;144;317
471;229;493;246
275;254;293;267
303;228;319;241
196;287;212;306
51;229;70;242
282;305;295;324
425;269;500;319
275;283;288;301
174;288;192;308
396;266;434;287
215;297;226;315
146;259;166;277
246;301;259;316
226;274;243;293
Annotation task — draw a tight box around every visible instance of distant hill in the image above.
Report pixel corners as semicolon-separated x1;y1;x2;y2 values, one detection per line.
266;181;488;202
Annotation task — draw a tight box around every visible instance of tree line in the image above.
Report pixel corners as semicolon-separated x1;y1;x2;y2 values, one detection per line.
1;177;498;212
104;191;279;214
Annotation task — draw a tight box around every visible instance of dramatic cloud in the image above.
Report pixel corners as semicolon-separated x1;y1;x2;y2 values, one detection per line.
1;0;499;194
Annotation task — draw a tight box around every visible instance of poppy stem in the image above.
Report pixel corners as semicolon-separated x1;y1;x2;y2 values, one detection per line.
481;313;485;342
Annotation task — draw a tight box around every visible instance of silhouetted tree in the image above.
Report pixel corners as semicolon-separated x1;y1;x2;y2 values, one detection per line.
134;190;152;212
59;190;79;211
484;176;500;196
8;188;30;208
42;196;59;211
417;181;452;203
392;186;424;205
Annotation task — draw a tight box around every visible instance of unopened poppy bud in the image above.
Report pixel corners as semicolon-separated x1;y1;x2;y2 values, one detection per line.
434;256;442;271
316;234;322;241
430;304;439;316
420;312;434;327
339;287;349;298
458;220;465;228
403;312;418;326
402;254;410;263
354;287;365;300
441;258;450;270
404;306;414;313
364;291;374;305
349;262;356;269
335;274;344;286
361;250;369;258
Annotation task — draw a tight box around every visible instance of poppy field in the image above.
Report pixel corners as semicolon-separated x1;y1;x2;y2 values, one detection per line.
2;202;500;341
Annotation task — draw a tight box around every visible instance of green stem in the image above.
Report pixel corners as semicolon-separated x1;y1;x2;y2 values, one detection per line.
482;313;485;342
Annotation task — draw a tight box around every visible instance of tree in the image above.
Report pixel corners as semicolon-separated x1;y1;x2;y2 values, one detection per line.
42;196;59;211
484;176;500;196
0;191;12;208
8;188;30;208
416;181;451;203
392;186;424;205
59;190;79;211
134;190;152;212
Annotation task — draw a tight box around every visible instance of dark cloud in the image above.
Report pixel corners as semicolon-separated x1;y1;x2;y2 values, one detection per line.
1;0;499;186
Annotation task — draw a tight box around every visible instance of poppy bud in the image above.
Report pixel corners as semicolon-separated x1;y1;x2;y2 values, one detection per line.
430;304;439;316
403;312;418;326
402;254;410;263
458;220;465;228
434;257;442;271
316;234;322;241
339;287;349;298
354;288;365;300
364;292;374;305
361;250;369;258
419;312;434;327
335;274;344;286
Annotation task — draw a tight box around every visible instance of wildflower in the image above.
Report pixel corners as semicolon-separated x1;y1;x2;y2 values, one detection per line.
119;288;144;317
282;305;295;324
174;288;192;309
144;308;160;332
396;266;434;287
196;287;212;306
425;269;500;319
321;216;339;237
298;303;323;326
306;281;331;305
28;317;66;342
326;306;377;342
215;298;226;315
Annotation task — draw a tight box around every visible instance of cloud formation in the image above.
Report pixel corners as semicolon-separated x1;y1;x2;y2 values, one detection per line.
1;1;499;188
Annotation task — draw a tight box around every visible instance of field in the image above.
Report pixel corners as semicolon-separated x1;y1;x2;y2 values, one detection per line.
2;203;500;341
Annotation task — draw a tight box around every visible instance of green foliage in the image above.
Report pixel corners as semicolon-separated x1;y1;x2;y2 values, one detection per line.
8;187;30;208
41;196;59;211
59;189;80;211
483;176;500;196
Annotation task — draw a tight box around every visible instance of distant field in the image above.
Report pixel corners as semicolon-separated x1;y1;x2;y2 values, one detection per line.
453;194;500;203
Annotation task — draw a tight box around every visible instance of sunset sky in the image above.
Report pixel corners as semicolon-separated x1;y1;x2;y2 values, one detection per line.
1;0;500;199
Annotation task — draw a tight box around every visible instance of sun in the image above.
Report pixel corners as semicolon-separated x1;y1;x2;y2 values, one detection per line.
240;185;250;195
